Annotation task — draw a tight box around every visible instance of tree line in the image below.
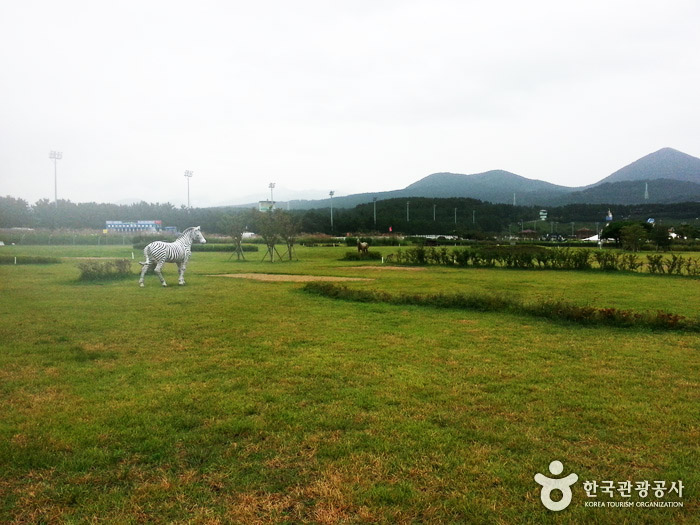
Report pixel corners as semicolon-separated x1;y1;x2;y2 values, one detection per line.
2;194;699;239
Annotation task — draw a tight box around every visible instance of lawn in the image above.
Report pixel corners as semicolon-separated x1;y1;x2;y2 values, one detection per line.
0;245;698;523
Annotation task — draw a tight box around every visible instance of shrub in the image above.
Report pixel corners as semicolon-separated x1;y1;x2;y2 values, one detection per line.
664;254;685;275
646;254;665;274
619;253;642;272
341;251;383;261
191;244;258;252
77;259;133;281
593;250;620;271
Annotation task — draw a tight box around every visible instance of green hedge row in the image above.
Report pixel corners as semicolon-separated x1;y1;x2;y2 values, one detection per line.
303;282;700;332
390;246;700;276
0;255;61;265
341;251;383;261
132;243;258;252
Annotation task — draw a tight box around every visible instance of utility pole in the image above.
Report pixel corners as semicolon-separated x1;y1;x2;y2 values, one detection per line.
184;170;193;209
433;204;436;221
329;191;335;230
373;197;377;226
406;200;410;222
49;151;62;209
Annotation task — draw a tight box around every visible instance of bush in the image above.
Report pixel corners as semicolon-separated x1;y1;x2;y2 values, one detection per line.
77;259;133;281
646;254;665;274
341;251;383;261
191;244;259;252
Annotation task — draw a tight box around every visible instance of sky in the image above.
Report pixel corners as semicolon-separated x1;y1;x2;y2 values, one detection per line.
1;0;699;207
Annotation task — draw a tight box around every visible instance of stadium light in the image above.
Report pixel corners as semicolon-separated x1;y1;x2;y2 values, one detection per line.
184;170;193;208
49;150;62;209
329;191;335;230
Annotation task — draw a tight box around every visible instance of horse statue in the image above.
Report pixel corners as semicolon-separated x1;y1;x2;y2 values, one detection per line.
357;239;369;254
138;226;207;287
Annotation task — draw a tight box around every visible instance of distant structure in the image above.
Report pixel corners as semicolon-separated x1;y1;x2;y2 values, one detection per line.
606;209;613;222
105;220;162;233
644;182;649;200
258;201;275;212
539;209;548;221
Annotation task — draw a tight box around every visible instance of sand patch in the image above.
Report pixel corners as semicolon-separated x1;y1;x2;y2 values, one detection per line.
346;265;426;271
208;273;373;282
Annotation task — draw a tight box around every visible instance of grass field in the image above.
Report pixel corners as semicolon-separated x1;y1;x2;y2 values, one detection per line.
0;244;698;523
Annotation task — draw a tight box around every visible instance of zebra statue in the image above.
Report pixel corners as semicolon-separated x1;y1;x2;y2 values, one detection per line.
138;226;207;287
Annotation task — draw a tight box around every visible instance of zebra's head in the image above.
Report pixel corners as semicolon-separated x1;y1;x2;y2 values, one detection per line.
184;226;206;244
194;226;206;244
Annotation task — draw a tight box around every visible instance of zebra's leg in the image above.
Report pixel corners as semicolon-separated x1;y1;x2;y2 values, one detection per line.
138;258;151;287
177;261;187;285
154;261;167;287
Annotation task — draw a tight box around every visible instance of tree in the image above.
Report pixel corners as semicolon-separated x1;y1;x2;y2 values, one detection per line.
601;221;651;246
649;225;672;251
277;211;301;260
254;209;283;262
620;224;648;252
219;209;254;260
0;196;32;227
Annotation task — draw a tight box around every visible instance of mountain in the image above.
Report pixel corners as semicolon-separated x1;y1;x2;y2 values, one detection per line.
403;170;569;203
593;147;700;186
551;179;700;205
249;147;700;210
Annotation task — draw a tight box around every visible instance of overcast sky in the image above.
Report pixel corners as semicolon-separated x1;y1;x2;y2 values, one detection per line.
1;0;699;207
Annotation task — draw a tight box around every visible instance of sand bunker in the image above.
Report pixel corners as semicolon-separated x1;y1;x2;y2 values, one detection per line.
208;273;373;282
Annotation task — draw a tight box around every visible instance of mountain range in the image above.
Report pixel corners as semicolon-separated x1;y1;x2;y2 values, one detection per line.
281;148;700;209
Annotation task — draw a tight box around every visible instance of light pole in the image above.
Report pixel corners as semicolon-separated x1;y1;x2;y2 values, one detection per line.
269;182;275;204
373;197;377;226
49;151;62;209
406;201;410;222
329;191;335;230
184;170;193;209
454;208;457;225
433;204;436;221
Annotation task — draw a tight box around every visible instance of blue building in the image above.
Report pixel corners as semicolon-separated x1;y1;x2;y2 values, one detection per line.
105;220;162;233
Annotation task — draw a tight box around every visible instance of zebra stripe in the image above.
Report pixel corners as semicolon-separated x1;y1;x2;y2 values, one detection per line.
138;226;206;287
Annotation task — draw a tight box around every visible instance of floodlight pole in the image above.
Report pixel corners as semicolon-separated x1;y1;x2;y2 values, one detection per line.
329;191;335;230
433;204;436;221
269;182;275;204
184;170;193;209
49;151;62;209
406;201;410;222
373;197;377;226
